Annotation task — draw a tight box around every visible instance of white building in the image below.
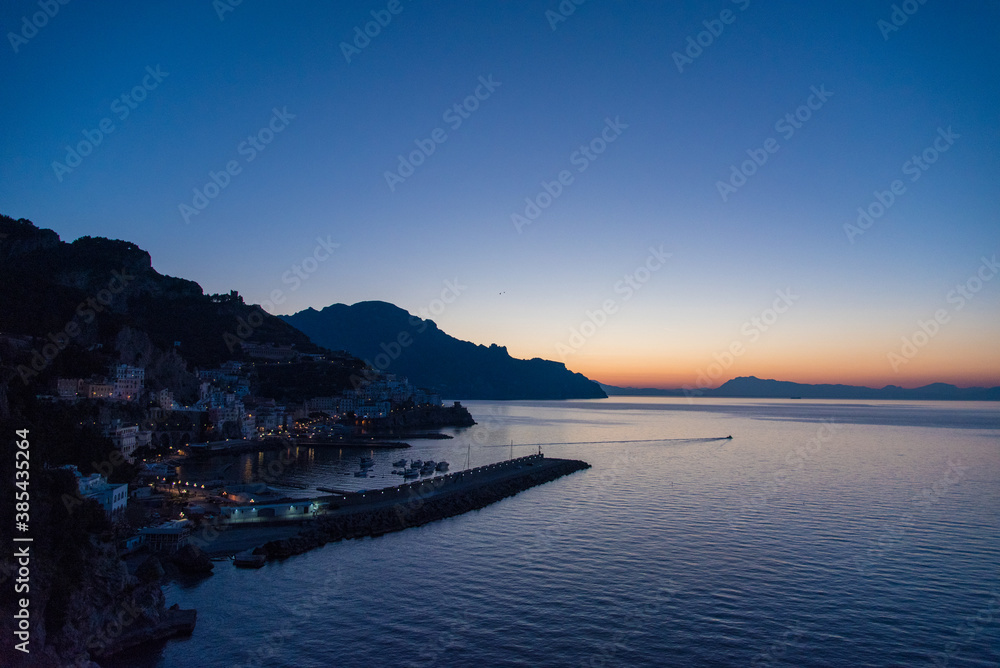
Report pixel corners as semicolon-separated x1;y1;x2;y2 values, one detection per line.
109;425;139;459
356;401;391;419
63;465;128;516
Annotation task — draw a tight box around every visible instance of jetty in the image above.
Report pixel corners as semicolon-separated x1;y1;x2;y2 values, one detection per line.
204;454;590;561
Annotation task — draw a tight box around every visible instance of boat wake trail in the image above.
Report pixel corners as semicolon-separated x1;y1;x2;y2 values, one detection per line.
483;437;731;448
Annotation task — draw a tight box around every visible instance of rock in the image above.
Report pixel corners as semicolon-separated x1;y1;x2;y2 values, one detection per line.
170;545;214;574
136;556;165;582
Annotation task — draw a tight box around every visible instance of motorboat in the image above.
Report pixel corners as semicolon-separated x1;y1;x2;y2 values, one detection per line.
233;550;265;568
403;469;419;479
436;461;449;471
392;458;407;468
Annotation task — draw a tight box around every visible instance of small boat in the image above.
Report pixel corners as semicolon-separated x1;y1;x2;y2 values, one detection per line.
233;550;265;568
403;470;419;479
410;460;423;469
354;471;368;477
392;458;407;468
436;461;449;471
360;457;374;468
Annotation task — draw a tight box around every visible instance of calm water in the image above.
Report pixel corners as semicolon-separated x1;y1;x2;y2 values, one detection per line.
122;398;999;667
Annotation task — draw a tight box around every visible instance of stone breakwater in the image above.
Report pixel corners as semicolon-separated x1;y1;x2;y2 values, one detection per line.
257;457;590;560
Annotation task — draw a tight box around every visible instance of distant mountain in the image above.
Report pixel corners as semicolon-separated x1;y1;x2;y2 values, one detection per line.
282;301;607;400
601;376;1000;401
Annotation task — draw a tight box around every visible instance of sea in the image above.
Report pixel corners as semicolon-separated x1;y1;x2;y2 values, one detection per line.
113;398;999;667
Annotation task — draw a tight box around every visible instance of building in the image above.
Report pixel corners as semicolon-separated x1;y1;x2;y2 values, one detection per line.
219;500;316;524
112;364;144;401
356;401;391;419
83;382;113;399
56;378;83;399
108;424;139;459
63;465;128;516
306;396;337;414
136;430;153;450
155;388;176;410
139;520;191;553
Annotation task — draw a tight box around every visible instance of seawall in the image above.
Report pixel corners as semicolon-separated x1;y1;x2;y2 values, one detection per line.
256;455;590;560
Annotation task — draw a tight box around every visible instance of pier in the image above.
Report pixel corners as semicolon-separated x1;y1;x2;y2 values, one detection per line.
198;454;590;559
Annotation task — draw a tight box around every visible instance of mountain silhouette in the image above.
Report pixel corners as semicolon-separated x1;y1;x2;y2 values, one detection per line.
282;301;607;400
601;375;1000;400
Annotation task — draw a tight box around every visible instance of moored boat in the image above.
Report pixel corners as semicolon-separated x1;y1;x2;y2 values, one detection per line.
233;550;266;568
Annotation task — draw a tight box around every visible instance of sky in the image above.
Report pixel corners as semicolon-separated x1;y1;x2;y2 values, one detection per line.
1;1;998;389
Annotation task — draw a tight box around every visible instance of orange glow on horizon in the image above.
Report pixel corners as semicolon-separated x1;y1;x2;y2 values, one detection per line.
564;350;1000;391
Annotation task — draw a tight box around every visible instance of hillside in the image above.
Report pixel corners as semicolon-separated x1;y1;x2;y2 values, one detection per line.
282;301;607;400
0;215;366;400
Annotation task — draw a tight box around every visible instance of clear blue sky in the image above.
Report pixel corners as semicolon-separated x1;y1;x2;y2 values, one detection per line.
2;0;998;388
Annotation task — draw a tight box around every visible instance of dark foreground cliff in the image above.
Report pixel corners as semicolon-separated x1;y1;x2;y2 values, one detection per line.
253;457;590;560
0;467;193;668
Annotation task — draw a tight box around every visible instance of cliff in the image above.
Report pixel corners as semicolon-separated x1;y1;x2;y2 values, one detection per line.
0;467;186;667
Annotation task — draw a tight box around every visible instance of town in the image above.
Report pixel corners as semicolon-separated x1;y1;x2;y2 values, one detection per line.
11;333;471;570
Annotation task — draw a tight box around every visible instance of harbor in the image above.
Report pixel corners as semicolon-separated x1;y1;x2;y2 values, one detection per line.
179;454;591;560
